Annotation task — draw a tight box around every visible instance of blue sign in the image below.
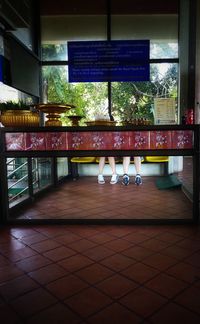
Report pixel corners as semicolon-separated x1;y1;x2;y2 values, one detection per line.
68;40;150;83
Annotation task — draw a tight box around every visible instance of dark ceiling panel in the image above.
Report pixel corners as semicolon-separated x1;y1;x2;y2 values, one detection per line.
40;0;179;15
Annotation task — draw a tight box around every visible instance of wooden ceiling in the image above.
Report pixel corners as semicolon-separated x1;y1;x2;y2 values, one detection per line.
40;0;179;15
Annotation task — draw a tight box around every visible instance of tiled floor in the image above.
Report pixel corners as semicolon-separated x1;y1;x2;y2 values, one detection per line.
0;224;200;323
14;176;192;220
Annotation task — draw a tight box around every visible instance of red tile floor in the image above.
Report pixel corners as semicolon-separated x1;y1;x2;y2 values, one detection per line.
15;176;192;220
0;224;200;323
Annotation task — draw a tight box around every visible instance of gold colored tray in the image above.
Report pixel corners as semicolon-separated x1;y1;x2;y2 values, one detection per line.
86;120;117;126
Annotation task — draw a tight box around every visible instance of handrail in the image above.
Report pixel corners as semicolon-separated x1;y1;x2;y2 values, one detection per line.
9;186;29;202
8;174;28;189
8;161;28;177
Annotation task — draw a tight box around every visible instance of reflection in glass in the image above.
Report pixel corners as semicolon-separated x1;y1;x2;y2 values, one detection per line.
7;157;29;207
33;158;52;193
57;158;69;179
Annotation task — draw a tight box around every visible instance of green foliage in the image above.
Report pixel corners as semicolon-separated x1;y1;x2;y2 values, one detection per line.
0;100;29;111
42;53;178;124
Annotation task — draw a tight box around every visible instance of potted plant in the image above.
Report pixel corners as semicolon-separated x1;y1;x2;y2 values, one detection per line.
0;100;39;127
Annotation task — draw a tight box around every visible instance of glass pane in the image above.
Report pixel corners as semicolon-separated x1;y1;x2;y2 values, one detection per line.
41;15;107;45
12;155;193;221
150;41;178;59
111;63;178;124
111;14;178;59
7;158;29;207
42;44;68;61
57;157;69;179
42;65;108;123
33;158;52;193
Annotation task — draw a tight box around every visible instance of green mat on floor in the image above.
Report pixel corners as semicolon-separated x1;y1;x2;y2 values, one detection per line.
156;175;182;190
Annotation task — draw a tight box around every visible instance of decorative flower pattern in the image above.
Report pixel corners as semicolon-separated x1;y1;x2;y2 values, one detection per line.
4;130;193;151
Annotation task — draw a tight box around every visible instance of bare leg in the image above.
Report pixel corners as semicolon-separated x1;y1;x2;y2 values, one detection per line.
108;157;116;174
134;157;141;174
98;157;106;184
98;157;105;174
123;156;130;174
134;157;142;185
122;156;130;185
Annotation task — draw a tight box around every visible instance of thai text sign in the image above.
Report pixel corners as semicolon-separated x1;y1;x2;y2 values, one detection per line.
68;40;150;82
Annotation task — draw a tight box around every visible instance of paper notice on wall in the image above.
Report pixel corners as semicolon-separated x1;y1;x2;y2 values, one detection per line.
154;98;176;124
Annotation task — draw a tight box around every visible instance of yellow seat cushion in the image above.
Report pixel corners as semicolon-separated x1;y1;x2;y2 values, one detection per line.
95;157;121;163
144;156;169;163
71;157;96;163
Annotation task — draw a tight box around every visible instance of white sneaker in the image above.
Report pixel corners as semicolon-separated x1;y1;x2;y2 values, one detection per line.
98;174;105;184
110;174;119;184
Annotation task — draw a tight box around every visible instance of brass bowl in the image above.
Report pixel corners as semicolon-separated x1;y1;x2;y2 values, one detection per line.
67;115;83;126
86;120;117;126
34;103;75;126
0;110;40;127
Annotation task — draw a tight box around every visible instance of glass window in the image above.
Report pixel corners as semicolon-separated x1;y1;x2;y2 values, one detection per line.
111;63;178;124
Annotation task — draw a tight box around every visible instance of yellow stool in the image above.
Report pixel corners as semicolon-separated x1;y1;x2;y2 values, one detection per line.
70;157;96;179
144;156;169;163
71;157;96;163
95;157;121;163
144;156;169;175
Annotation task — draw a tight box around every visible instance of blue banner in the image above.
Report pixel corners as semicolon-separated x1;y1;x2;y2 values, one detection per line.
68;40;150;83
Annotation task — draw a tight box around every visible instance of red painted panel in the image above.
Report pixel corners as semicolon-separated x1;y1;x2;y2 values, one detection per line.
150;130;172;149
5;132;25;151
130;131;150;150
25;132;46;151
172;130;193;149
46;132;67;150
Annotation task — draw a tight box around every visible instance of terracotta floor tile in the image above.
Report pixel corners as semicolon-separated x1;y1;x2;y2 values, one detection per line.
89;232;115;244
103;238;133;252
142;253;177;271
154;232;184;244
96;274;138;299
65;287;112;318
184;252;200;268
27;303;81;324
0;265;24;284
58;254;94;272
82;245;115;261
75;263;114;284
121;262;159;284
145;273;188;298
0;274;38;301
0;303;21;323
161;245;194;260
28;263;67;284
46;274;88;299
54;233;82;245
174;286;200;314
43;246;77;261
150;302;200;324
166;261;200;284
138;238;171;252
31;239;61;253
16;254;52;272
122;245;154;261
10;287;57;318
19;233;49;245
68;238;98;252
100;253;135;271
120;286;167;318
4;246;37;262
87;302;142;324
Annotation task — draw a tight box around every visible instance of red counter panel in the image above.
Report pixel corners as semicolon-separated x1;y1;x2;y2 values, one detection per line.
5;130;193;151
